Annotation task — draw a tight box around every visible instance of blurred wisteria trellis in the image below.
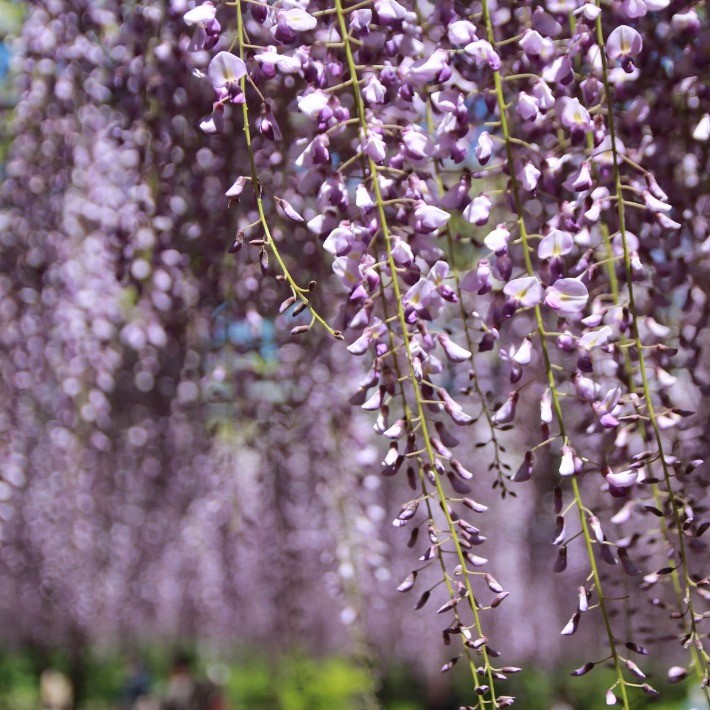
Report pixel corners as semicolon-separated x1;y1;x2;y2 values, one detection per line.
0;0;709;708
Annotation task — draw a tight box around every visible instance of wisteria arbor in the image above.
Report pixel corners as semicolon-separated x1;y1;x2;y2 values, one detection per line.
1;0;709;708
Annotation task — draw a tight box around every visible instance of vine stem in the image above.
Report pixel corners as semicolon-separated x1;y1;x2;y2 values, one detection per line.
480;1;630;706
601;212;706;678
333;0;498;705
372;212;485;697
235;0;339;339
593;11;710;696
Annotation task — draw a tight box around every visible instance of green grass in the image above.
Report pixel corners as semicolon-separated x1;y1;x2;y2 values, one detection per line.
0;644;697;709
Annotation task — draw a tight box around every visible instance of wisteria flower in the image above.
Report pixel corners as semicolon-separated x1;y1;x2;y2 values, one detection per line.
693;114;710;142
475;131;493;165
574;3;602;20
408;50;451;85
280;8;317;31
606;25;643;70
642;190;671;213
431;90;463;114
277;198;303;222
624;0;651;17
561;98;592;135
184;2;216;26
484;224;511;254
323;222;356;256
438;333;471;363
349;9;372;34
544;279;589;314
564;162;592;192
448;20;477;45
401;128;433;160
426;261;456;301
208;52;247;102
559;445;582;476
492;391;519;424
355;184;374;211
463;195;492;226
297;90;329;120
593;387;622;428
225;176;248;198
184;2;220;51
671;9;701;33
199;107;224;134
363;130;387;163
519;29;545;57
347;319;386;356
513;338;533;365
464;40;501;71
517;92;539;122
415;203;450;233
295;134;329;168
258;103;282;141
572;373;601;401
271;8;317;41
254;46;302;75
363;76;387;104
532;79;555;111
538;230;574;260
519;162;541;192
605;468;638;490
504;277;543;310
512;451;534;482
578;325;613;351
460;259;492;295
543;54;573;84
391;237;413;265
403;278;435;312
374;0;407;23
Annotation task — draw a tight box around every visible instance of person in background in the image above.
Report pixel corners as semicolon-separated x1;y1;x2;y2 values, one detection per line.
39;668;73;710
121;655;154;709
161;652;196;710
161;651;226;710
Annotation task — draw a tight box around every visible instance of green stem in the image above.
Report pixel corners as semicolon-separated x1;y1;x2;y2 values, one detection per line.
594;11;710;694
480;1;630;706
370;203;483;694
236;1;339;339
333;0;498;704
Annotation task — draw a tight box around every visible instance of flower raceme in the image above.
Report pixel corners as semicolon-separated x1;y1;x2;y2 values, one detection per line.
184;1;710;707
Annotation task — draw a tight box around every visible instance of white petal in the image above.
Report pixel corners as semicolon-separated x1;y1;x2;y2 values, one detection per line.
504;277;542;308
225;177;248;197
538;230;574;259
297;91;329;119
484;225;510;252
693;114;710;142
184;3;217;26
578;325;613;350
208;52;247;88
282;8;317;31
545;279;588;314
607;469;638;488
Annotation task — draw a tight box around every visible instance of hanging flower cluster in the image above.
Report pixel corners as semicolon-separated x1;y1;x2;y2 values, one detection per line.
186;0;709;706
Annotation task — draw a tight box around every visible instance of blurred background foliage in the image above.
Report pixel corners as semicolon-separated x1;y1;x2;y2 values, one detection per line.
0;645;699;709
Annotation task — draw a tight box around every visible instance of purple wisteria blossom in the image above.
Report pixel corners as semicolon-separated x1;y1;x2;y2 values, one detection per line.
5;1;706;707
